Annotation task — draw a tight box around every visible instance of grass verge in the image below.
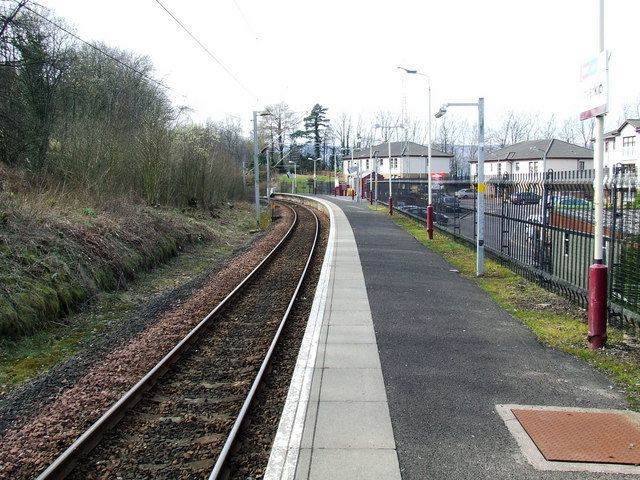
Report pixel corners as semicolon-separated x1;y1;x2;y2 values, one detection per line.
369;204;640;410
0;206;259;395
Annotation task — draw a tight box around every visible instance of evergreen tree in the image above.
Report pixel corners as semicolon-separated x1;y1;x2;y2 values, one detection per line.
303;104;330;161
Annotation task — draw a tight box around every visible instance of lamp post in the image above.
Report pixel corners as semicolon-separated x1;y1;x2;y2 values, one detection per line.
531;145;550;270
312;157;321;194
288;160;297;193
354;134;362;203
398;67;434;238
435;98;485;276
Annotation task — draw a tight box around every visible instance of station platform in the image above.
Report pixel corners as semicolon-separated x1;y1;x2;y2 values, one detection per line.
266;195;634;480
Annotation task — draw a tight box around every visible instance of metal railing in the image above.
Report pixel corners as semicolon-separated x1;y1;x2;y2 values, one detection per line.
382;171;640;331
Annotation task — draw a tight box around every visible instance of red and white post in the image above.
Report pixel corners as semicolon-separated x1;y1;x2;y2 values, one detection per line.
587;0;607;349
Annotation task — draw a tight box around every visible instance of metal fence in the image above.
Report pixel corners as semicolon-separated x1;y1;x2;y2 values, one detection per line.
372;171;640;330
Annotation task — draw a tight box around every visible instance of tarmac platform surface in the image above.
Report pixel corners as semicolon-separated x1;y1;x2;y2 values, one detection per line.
266;195;632;480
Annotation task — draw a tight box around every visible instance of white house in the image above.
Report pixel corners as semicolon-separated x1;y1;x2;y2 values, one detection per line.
342;141;452;186
603;119;639;175
469;139;594;177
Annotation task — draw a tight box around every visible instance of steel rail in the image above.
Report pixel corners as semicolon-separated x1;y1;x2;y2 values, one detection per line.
209;202;320;479
37;204;300;480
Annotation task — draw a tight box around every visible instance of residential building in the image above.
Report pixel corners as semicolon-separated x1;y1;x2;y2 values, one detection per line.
342;141;452;186
469;139;594;177
603;119;640;175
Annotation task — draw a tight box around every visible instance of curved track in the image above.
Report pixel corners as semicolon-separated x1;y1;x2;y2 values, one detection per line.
36;202;321;480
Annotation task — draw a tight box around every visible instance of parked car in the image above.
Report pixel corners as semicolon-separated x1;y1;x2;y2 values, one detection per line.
510;191;541;205
552;196;592;209
436;195;460;211
402;205;450;225
454;188;475;199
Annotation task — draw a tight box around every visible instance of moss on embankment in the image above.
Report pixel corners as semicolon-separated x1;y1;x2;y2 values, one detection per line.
0;169;251;339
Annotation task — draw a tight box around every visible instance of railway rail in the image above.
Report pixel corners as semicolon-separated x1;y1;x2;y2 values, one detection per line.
35;201;321;480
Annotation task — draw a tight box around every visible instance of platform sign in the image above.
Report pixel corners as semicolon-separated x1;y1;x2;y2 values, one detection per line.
579;51;609;120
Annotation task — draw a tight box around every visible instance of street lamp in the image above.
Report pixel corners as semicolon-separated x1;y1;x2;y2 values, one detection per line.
398;66;434;238
288;160;297;193
312;157;321;194
531;145;551;269
436;98;486;276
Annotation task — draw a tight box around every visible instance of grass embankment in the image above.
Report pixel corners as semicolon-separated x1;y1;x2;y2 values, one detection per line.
370;205;640;410
0;166;259;393
278;173;334;191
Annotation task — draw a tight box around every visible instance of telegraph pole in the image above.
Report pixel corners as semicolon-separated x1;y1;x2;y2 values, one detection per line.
252;110;260;226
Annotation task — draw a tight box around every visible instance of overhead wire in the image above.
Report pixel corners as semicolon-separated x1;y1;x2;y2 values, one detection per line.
153;0;258;102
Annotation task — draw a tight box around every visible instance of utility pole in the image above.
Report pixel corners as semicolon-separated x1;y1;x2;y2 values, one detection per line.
388;139;393;213
265;149;270;206
477;97;486;276
252;110;260;226
334;148;338;196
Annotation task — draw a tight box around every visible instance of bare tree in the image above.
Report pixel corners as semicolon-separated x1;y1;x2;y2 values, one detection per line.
333;112;352;150
260;102;298;159
489;111;535;148
535;114;557;140
623;97;640;119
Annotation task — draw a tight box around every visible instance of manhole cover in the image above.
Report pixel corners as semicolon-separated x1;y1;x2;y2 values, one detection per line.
512;408;640;465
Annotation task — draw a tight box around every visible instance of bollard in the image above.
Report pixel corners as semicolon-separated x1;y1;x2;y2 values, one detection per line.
426;205;434;240
389;197;393;215
587;263;607;349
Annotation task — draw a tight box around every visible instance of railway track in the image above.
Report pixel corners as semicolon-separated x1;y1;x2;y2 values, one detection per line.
35;201;322;480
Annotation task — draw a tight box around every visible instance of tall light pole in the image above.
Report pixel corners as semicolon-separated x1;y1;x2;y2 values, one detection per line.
436;98;485;276
333;146;341;196
288;160;297;193
398;67;434;238
354;134;362;203
312;157;321;194
531;145;550;268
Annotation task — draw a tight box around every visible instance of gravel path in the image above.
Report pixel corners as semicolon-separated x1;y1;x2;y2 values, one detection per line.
0;207;294;479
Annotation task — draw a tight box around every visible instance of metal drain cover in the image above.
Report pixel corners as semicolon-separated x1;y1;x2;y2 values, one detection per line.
511;408;640;465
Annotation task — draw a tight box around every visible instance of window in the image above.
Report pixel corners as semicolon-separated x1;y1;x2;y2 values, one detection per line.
391;158;398;169
578;160;585;171
379;158;384;166
528;161;535;173
515;162;520;172
366;159;370;170
497;163;502;175
623;136;635;157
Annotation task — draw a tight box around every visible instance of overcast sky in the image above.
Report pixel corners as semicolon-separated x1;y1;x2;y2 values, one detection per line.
39;0;640;134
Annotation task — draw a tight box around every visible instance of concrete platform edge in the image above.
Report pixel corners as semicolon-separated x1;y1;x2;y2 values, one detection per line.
264;195;336;480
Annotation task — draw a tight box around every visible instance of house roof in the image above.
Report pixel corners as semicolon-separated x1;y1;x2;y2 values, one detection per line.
604;119;640;139
348;141;452;160
469;139;593;163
